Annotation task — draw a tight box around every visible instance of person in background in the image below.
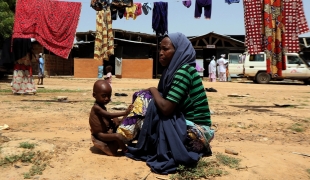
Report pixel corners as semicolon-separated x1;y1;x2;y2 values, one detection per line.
37;53;44;85
217;54;228;82
104;65;113;86
208;56;217;82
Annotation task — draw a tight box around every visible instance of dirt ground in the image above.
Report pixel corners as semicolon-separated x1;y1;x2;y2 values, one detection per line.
0;77;309;180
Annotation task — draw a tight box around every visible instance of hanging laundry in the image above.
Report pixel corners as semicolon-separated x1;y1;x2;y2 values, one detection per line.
142;2;152;15
94;7;114;61
111;0;133;8
13;0;81;59
225;0;240;5
124;3;138;20
243;0;263;55
135;3;143;16
182;0;192;8
124;3;142;20
283;0;310;53
152;2;168;36
111;6;126;20
263;0;286;77
90;0;109;11
194;0;212;19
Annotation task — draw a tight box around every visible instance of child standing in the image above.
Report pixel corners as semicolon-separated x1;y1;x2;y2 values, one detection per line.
104;65;113;86
89;80;133;156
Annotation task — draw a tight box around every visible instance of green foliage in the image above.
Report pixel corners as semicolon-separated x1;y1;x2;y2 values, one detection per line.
0;151;35;166
0;0;15;45
170;159;226;180
19;142;36;149
24;163;47;179
216;153;241;169
289;123;305;132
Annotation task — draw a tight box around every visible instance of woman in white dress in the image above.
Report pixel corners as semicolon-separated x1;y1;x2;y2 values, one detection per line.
217;54;228;82
208;56;217;82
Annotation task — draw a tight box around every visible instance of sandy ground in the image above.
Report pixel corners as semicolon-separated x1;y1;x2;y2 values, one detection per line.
0;77;309;180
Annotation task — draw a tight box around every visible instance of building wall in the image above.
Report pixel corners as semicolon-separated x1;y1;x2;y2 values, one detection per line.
74;58;103;78
120;59;153;79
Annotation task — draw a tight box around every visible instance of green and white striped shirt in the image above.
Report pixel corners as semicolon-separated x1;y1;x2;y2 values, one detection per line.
166;64;211;126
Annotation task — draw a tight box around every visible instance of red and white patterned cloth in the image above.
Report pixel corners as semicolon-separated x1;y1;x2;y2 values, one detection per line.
283;0;310;53
13;0;81;59
243;0;263;54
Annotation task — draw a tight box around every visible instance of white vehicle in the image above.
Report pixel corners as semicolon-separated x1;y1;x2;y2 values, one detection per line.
228;53;244;77
240;52;310;84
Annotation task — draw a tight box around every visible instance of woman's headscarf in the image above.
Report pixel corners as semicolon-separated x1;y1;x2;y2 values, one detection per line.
158;32;196;96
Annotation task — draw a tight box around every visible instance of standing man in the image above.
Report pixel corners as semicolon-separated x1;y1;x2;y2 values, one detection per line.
217;54;228;82
37;53;44;85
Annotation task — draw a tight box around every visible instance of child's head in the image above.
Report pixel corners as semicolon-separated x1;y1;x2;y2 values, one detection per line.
106;65;113;73
92;80;112;105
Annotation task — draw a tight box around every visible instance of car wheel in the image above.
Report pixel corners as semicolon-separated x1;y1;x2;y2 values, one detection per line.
256;72;271;84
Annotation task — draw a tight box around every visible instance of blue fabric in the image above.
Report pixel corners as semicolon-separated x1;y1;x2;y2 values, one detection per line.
152;2;168;36
225;0;240;4
39;57;44;72
158;32;196;97
125;100;200;174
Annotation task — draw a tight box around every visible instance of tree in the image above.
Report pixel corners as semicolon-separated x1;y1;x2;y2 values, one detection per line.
0;0;16;47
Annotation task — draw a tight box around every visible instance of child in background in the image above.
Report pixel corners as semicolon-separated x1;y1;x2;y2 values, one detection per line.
104;65;113;86
89;80;133;156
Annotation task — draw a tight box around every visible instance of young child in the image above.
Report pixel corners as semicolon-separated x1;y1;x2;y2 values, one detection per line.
104;65;113;86
89;80;133;156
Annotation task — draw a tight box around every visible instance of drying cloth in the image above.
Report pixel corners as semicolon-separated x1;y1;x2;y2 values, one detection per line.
135;3;142;16
13;0;81;59
284;0;310;53
94;7;114;61
225;0;240;5
183;0;191;8
142;2;152;15
194;0;212;19
263;0;286;77
152;2;168;36
123;2;142;18
243;0;263;55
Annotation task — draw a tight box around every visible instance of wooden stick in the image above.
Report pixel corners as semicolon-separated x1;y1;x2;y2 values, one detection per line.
141;172;151;180
292;152;310;157
156;176;169;180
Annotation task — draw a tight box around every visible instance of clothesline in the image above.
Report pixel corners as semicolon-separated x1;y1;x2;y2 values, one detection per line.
76;0;216;4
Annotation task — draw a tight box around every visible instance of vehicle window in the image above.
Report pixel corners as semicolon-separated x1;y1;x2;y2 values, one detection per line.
249;54;264;61
287;56;304;64
228;54;241;64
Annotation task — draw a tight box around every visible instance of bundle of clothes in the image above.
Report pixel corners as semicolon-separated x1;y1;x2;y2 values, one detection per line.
90;0;153;20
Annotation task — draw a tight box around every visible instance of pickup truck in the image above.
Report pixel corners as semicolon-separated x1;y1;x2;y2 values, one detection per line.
228;52;310;84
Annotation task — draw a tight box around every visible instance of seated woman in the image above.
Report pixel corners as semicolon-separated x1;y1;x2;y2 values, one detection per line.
120;32;214;174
